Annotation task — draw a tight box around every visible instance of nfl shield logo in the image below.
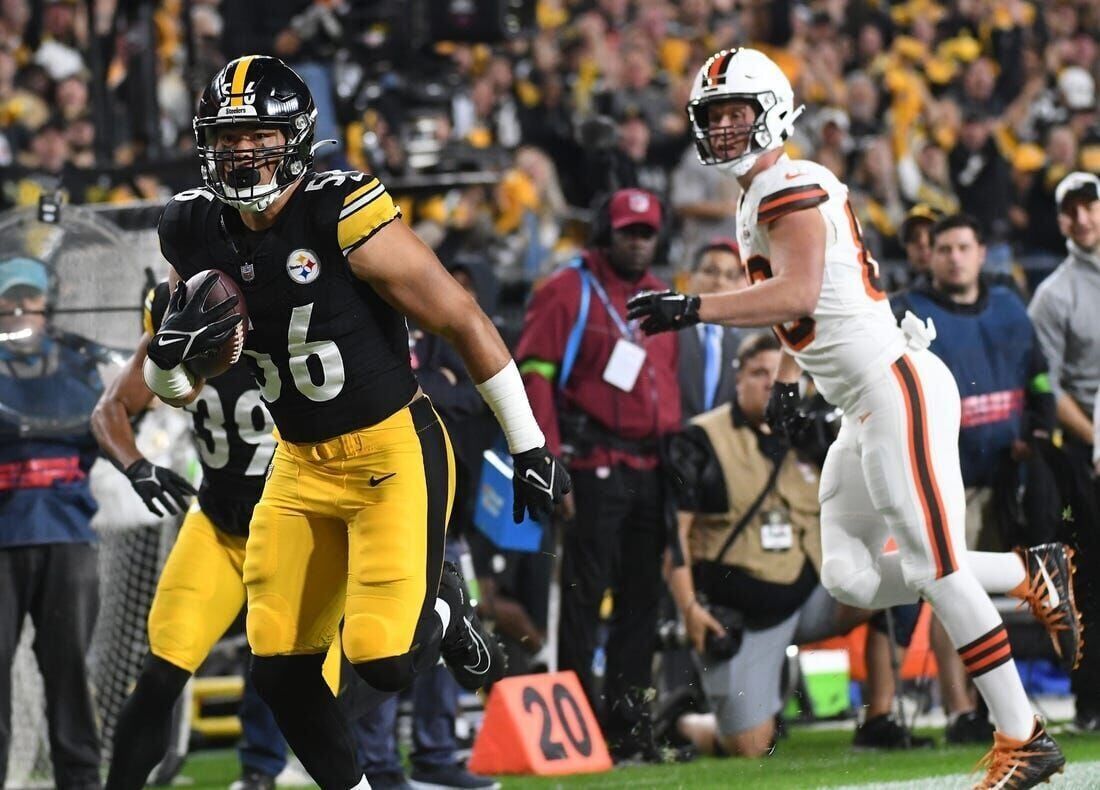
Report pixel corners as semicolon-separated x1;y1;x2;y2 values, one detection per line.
240;262;255;282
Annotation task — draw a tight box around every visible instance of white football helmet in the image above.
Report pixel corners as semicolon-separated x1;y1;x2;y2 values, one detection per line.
687;48;805;176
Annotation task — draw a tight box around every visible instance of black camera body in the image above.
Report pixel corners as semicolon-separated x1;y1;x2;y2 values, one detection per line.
702;603;744;662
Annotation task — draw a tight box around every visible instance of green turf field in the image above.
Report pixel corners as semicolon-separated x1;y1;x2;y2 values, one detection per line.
177;726;1100;789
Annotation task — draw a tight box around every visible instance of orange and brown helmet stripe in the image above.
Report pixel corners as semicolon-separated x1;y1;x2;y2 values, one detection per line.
701;49;740;89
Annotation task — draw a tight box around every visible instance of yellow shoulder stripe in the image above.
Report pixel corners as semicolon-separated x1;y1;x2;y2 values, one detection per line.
337;182;400;255
342;178;381;208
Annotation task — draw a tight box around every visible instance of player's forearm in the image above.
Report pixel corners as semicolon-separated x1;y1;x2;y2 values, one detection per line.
91;398;144;470
698;276;819;328
449;311;546;453
445;309;515;384
1056;393;1094;445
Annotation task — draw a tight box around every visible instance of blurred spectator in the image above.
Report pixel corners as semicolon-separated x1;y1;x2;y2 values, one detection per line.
947;108;1013;272
1029;172;1100;732
0;257;103;788
896;139;959;221
515;188;681;761
669;139;741;270
677;239;744;421
663;332;867;758
1008;143;1062;265
611;113;670;199
34;0;86;82
896;204;939;290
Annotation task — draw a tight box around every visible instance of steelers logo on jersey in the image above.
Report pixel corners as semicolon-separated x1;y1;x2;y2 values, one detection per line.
286;248;321;284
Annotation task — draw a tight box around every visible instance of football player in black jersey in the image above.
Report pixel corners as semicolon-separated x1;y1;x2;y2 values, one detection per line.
95;283;339;789
142;55;570;788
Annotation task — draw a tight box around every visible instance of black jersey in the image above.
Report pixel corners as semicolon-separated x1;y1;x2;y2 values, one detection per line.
146;283;272;536
157;170;419;443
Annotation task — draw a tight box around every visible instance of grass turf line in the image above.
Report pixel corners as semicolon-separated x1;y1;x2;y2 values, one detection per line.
178;727;1100;789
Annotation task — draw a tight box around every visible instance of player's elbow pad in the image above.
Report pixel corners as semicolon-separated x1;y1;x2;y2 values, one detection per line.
143;357;196;402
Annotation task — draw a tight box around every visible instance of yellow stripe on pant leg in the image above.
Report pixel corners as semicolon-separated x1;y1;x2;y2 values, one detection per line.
148;506;248;673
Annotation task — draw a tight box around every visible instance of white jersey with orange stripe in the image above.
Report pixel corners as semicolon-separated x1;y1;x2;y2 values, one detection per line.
737;155;906;412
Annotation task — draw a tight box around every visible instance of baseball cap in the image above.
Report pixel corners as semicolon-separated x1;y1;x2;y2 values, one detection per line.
1055;172;1100;213
900;204;940;242
608;188;662;231
0;257;48;297
696;236;740;261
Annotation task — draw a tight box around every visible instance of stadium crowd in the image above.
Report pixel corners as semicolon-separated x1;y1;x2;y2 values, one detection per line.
1;0;1100;788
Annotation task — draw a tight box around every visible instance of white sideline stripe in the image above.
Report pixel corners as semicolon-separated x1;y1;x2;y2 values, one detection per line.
825;759;1099;789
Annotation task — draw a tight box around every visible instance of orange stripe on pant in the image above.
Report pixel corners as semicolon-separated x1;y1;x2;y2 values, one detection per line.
957;625;1013;677
890;355;957;578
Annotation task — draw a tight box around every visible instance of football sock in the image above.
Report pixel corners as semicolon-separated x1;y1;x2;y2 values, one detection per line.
920;569;1034;740
967;551;1027;594
849;550;1026;609
105;654;191;790
251;652;361;789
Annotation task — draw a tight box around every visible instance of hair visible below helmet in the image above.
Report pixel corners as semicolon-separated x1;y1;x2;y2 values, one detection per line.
687;48;804;177
194;55;317;213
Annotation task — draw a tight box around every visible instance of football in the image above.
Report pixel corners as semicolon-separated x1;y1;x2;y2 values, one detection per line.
182;269;248;380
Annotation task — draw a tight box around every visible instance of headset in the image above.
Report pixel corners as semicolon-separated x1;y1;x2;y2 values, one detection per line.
587;190;673;266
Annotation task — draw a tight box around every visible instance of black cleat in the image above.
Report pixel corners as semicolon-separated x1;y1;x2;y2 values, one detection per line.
973;717;1065;789
853;714;934;751
228;772;276;790
947;710;995;745
438;561;506;691
1014;543;1084;671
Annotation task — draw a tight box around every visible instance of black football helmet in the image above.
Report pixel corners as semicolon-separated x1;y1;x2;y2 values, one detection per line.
194;55;317;212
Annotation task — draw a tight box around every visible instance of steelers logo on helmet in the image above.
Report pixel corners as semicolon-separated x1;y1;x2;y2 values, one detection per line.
687;48;805;177
286;248;321;285
194;55;318;213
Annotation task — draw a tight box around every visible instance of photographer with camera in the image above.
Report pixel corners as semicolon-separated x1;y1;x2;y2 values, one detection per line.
664;332;868;758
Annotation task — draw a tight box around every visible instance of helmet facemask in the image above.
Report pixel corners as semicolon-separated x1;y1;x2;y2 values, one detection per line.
689;90;800;177
195;110;316;213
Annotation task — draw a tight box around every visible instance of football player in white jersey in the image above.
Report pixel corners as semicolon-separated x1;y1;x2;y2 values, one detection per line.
629;48;1082;788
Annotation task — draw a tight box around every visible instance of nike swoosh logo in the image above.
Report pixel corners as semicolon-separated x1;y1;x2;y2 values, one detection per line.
369;472;397;487
785;172;806;180
157;336;185;345
523;466;552;494
1039;560;1060;609
992;765;1017;789
461;617;492;675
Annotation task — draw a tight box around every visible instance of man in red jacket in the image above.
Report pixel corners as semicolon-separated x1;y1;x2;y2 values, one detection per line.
516;188;682;761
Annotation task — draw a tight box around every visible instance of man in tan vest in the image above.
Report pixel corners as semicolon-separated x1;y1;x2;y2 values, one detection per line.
664;332;868;757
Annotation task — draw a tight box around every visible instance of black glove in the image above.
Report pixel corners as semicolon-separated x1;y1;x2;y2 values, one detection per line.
765;381;810;442
626;290;701;335
146;273;242;370
512;445;572;523
124;458;197;517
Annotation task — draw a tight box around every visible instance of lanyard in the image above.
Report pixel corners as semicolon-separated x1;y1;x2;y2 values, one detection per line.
585;270;636;341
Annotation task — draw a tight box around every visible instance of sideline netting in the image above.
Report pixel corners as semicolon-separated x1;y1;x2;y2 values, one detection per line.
2;205;193;787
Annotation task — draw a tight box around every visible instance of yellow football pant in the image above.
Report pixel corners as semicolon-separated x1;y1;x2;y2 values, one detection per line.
148;504;339;690
243;396;455;663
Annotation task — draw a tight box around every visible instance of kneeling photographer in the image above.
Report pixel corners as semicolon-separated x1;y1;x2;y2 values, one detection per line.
664;332;867;758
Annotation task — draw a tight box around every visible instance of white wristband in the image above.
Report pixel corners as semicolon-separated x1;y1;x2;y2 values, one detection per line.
143;357;196;401
476;360;545;454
